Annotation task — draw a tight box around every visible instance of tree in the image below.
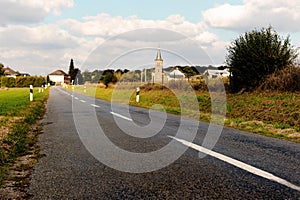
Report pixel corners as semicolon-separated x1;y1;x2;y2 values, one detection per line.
101;69;117;87
82;70;92;82
182;66;196;82
68;59;75;75
226;26;298;92
73;68;84;84
0;63;4;76
68;59;76;83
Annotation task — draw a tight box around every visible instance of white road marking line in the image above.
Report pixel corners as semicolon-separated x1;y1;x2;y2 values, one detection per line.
74;97;79;100
80;100;86;103
169;136;300;192
110;112;133;121
90;104;100;108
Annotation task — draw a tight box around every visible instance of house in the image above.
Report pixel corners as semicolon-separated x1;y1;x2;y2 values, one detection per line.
3;67;30;78
3;67;20;78
48;70;70;85
203;69;230;79
166;68;186;81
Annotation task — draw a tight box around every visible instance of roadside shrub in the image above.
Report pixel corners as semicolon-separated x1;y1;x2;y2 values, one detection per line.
259;66;300;92
191;81;207;91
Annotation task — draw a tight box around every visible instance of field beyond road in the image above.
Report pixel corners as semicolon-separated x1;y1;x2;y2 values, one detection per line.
71;84;300;142
0;87;49;193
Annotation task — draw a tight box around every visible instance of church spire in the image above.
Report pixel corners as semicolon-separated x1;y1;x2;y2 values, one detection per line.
155;48;163;61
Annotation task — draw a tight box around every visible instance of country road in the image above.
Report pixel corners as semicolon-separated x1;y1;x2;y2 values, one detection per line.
27;86;300;199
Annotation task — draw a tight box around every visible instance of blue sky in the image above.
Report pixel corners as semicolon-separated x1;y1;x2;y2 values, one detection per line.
46;0;239;22
0;0;299;75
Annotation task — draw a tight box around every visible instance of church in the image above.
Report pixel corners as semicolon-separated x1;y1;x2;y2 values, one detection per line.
151;48;185;84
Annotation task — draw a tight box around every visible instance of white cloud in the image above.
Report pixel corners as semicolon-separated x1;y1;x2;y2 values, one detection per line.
0;0;74;25
0;23;91;75
60;14;206;38
202;0;300;32
194;31;219;44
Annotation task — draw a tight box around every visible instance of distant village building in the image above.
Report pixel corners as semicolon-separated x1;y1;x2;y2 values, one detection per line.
3;67;20;78
203;69;230;79
167;68;185;81
48;70;70;85
3;67;30;78
151;49;186;84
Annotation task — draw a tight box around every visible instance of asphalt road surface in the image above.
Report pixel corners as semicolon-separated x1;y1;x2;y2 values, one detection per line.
27;86;300;199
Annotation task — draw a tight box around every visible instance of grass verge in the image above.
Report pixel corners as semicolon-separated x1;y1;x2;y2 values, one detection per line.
0;88;49;187
70;84;300;142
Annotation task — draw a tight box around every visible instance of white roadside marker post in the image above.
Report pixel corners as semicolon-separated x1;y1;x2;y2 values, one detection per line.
136;87;140;103
30;85;33;101
42;85;44;93
84;85;86;93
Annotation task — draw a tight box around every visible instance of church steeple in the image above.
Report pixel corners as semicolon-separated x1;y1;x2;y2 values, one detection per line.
155;48;163;61
153;48;163;84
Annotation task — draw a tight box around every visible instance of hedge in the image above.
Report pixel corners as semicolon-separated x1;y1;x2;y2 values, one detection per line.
0;76;46;88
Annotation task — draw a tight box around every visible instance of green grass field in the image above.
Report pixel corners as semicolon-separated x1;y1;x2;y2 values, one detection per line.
0;87;49;186
0;88;45;116
71;84;300;142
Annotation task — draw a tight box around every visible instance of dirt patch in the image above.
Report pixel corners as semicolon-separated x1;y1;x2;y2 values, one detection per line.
0;117;25;140
0;124;43;200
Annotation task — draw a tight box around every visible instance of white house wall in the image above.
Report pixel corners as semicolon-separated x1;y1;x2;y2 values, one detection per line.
49;75;64;85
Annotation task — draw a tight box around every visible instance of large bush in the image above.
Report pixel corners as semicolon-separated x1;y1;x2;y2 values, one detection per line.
226;26;298;92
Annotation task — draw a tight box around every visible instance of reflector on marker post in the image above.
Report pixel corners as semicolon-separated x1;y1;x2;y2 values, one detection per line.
136;87;140;103
30;85;33;101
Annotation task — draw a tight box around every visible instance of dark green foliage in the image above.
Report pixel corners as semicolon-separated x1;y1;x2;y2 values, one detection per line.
68;59;78;84
101;70;117;87
226;26;298;92
0;63;4;76
182;66;197;81
68;59;75;76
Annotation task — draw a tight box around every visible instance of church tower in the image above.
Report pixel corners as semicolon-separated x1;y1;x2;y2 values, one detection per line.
154;48;163;84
